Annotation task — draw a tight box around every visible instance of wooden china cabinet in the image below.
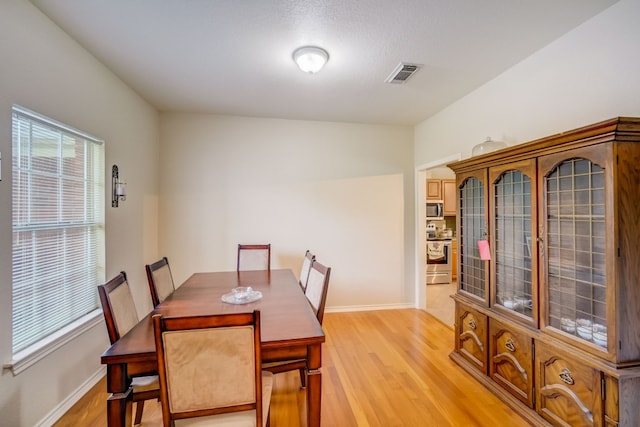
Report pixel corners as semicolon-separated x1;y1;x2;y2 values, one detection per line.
449;117;640;427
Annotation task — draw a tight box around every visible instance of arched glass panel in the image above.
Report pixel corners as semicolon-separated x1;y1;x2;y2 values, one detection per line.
494;170;533;317
459;177;486;299
545;158;606;348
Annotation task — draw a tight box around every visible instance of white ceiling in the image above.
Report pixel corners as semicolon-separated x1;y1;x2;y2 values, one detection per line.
30;0;617;126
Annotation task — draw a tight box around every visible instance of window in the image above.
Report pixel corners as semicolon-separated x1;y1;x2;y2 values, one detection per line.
12;106;105;355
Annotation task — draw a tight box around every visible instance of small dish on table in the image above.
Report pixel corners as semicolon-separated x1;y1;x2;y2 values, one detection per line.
221;286;263;304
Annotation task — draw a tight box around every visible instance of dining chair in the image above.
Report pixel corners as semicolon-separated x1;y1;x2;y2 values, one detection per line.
98;272;160;425
152;310;273;427
263;260;331;388
237;243;271;271
298;250;316;292
304;260;331;325
145;256;175;307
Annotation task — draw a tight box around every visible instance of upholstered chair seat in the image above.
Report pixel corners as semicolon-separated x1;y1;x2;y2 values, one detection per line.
146;257;176;307
170;371;273;427
298;250;315;291
237;244;271;271
264;259;331;389
98;272;160;425
304;261;331;324
153;311;272;427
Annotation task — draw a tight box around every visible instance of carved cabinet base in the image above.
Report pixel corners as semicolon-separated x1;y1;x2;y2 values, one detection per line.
490;318;534;408
448;118;640;427
452;299;640;427
455;303;487;375
536;342;602;427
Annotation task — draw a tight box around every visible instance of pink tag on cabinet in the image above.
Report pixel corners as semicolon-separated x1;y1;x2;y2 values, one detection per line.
478;240;491;260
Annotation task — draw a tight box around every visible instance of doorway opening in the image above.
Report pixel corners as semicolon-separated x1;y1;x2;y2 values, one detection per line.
415;154;461;327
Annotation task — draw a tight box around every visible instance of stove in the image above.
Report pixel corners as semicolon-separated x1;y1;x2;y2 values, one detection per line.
426;239;452;284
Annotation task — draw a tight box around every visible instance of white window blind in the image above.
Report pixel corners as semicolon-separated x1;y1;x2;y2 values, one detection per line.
12;106;105;354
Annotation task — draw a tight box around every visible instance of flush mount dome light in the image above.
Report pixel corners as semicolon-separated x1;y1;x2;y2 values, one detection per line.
292;46;329;74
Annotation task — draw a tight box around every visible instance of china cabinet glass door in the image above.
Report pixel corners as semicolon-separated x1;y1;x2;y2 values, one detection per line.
490;160;537;325
539;150;609;350
458;170;489;305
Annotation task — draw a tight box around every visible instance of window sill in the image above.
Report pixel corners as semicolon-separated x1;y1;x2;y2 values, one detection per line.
4;309;103;375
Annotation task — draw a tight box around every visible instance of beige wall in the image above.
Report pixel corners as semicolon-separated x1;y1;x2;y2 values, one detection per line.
0;2;160;426
414;0;640;315
159;113;415;309
2;0;640;424
414;0;640;166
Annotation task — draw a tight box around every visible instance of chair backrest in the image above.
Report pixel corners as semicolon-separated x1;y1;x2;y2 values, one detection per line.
153;311;264;426
237;244;271;271
98;272;139;344
305;261;331;324
299;250;316;291
145;257;175;307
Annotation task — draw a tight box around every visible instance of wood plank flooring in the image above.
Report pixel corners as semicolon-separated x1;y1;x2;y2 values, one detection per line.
425;281;457;327
54;309;529;427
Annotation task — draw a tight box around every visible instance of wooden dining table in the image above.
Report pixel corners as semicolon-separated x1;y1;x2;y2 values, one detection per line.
100;269;325;427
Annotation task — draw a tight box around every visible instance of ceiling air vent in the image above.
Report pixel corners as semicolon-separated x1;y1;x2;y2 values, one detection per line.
384;62;421;84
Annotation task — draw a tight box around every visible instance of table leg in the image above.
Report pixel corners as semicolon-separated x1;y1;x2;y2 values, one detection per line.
107;389;132;427
106;363;133;427
306;344;322;427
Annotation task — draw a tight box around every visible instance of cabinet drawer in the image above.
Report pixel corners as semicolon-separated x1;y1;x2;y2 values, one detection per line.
489;319;534;407
455;303;488;374
536;342;602;427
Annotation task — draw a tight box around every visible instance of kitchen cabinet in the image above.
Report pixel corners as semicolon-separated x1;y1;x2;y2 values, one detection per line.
426;179;457;216
448;117;640;427
442;179;457;216
426;179;442;200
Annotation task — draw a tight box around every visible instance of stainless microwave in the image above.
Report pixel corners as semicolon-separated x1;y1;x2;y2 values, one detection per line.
426;201;444;220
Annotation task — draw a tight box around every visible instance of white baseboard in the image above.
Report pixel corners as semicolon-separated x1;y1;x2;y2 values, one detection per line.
325;302;415;313
36;366;106;427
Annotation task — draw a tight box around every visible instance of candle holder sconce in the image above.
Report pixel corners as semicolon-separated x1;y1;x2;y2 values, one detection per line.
112;165;127;208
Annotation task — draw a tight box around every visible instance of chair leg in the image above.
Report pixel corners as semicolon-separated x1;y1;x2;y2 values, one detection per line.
134;400;144;425
299;367;307;389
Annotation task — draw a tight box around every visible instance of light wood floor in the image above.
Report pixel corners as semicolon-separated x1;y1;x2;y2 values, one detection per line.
425;280;457;327
54;309;529;427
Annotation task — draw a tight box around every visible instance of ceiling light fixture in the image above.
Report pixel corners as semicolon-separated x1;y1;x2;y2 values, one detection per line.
292;46;329;74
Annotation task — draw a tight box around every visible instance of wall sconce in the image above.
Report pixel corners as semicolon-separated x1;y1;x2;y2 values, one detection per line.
111;165;127;207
